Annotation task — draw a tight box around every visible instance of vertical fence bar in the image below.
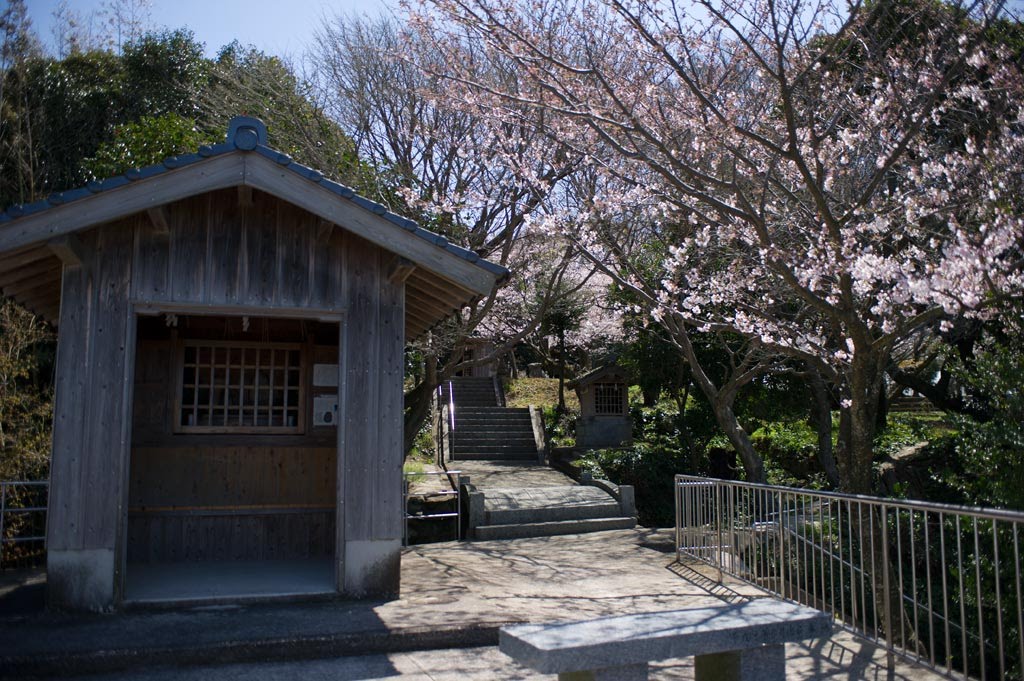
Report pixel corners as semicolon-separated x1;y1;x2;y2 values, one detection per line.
957;516;968;681
973;518;985;680
994;519;1004;680
941;512;952;676
675;477;682;564
909;510;918;660
896;507;906;652
924;510;935;668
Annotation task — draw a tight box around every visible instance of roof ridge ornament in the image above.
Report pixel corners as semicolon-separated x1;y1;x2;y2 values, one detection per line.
226;116;268;151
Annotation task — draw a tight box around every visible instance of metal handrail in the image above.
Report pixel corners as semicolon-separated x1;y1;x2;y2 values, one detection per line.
675;474;1024;681
1;481;48;569
447;380;456;461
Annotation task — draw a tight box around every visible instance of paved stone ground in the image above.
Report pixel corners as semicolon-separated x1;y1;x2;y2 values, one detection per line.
452;460;576;489
1;528;946;680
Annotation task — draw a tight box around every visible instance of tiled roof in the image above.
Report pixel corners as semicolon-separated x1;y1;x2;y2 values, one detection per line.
0;116;508;280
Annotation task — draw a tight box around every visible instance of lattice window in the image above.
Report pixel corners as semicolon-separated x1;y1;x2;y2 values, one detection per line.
176;341;304;433
593;382;625;415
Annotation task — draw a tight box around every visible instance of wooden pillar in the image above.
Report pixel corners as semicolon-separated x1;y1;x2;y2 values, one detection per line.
46;228;134;611
337;236;404;597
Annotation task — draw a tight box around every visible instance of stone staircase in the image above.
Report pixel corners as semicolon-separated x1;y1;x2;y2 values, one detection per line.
440;377;636;540
448;377;538;461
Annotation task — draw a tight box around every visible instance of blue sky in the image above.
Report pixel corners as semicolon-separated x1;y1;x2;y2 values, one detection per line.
25;0;394;58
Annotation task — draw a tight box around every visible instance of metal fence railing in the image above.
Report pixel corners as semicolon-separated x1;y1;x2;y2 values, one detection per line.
404;470;461;545
1;481;48;570
675;475;1024;681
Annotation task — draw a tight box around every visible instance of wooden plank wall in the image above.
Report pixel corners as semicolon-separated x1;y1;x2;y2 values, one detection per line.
127;446;335;562
131;188;346;309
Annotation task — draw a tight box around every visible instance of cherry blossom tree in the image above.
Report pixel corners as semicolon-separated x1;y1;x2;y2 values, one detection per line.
312;15;586;451
412;0;1024;491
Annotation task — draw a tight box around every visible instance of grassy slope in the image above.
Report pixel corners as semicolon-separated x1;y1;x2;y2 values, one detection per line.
504;377;580;412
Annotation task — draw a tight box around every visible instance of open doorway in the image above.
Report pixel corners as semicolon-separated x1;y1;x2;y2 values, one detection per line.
123;313;340;604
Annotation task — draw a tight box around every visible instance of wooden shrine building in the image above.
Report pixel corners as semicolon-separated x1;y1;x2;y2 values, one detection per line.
0;117;506;611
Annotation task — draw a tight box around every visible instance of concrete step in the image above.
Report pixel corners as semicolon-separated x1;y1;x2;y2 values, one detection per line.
453;443;537;453
454;442;537;452
452;431;535;441
456;410;531;418
483;486;623;525
473;516;637;541
451;452;538;461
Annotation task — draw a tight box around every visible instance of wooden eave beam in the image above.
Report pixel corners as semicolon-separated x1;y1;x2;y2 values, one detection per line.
5;278;60;300
405;305;443;332
16;296;61;323
387;256;416;285
317;219;334;243
405;320;428;340
406;279;462;311
47;234;84;266
0;268;61;297
0;246;54;273
405;289;455;320
147;206;170;234
0;260;62;288
407;270;476;306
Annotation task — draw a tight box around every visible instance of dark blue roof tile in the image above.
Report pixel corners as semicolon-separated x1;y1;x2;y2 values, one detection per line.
87;181;104;193
19;201;48;216
47;193;65;206
99;176;131;191
137;164;167;180
61;188;93;203
125;169;142;181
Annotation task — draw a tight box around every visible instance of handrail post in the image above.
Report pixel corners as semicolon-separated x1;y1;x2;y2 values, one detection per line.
447;381;456;461
674;476;682;563
881;503;895;670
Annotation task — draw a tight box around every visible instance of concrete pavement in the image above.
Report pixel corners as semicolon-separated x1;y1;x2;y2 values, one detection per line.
1;528;946;679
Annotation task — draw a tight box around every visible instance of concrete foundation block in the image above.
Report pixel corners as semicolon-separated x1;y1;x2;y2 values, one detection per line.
47;548;116;612
694;643;785;681
343;539;401;598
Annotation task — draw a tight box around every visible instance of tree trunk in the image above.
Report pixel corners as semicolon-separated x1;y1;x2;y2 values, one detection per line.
403;354;438;456
556;329;567;414
836;348;886;494
671;326;766;483
806;365;841;488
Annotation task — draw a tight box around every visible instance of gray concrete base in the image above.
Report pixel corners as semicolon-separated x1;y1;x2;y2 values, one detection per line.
695;643;785;680
344;538;401;597
559;662;649;680
47;548;115;612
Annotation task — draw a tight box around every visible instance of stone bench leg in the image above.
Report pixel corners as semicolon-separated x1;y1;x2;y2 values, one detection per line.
694;643;785;681
557;662;648;680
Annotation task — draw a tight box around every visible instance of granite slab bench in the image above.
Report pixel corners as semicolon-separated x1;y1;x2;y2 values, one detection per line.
499;599;832;681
